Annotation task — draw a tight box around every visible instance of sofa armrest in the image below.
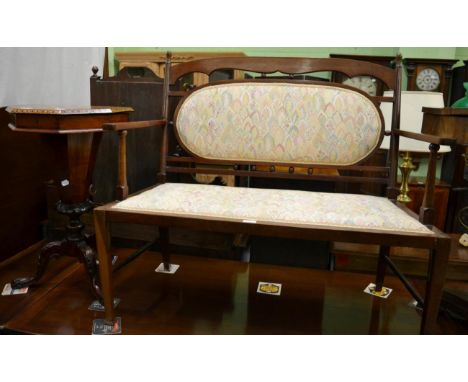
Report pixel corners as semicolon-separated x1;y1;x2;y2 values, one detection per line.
103;119;166;131
394;130;456;146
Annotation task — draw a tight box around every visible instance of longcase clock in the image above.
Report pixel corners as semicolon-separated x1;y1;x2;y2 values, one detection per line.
330;54;396;96
404;58;458;105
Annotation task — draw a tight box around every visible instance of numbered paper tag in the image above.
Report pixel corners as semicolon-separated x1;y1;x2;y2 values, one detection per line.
364;283;393;299
155;263;180;274
92;317;122;335
257;282;282;296
2;283;29;296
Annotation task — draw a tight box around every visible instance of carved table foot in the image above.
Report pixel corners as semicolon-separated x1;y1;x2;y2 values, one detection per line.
11;239;65;289
11;238;102;300
77;240;102;299
11;199;102;300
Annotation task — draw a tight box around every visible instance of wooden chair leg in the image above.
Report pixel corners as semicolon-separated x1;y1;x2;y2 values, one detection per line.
420;239;450;334
375;246;390;292
94;209;115;323
159;226;170;271
368;296;381;334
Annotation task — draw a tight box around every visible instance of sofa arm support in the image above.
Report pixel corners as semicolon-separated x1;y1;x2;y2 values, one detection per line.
104;119;166;200
419;143;439;225
394;130;456;226
116;130;129;200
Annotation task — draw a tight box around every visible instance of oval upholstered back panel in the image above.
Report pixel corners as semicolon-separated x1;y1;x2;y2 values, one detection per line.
175;82;383;166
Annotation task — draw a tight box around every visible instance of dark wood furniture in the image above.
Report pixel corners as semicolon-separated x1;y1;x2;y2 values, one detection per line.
404;58;458;105
330;54;395;96
94;53;454;334
0;108;61;263
6;106;132;298
421;107;468;321
422;107;468;232
90;66;164;204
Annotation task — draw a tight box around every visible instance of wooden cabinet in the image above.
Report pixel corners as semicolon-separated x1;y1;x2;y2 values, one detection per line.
114;51;246;87
406;177;450;230
90;67;165;203
422;107;468;232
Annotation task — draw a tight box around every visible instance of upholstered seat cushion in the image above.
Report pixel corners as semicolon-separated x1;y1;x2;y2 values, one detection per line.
112;183;433;235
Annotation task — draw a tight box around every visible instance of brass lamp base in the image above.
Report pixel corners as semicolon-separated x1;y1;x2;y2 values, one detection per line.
397;151;416;203
397;193;413;204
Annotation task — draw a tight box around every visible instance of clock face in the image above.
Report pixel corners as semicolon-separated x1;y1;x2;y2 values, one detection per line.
416;68;440;91
343;76;377;96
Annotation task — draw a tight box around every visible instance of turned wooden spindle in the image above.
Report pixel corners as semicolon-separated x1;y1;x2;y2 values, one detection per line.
419;143;440;225
387;54;403;201
116;130;129;200
157;51;172;184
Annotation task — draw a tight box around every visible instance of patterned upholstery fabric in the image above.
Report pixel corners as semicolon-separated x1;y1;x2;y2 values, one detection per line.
113;183;433;235
175;82;383;166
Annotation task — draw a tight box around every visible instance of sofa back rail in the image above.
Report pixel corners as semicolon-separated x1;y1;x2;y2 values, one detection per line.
169;57;398;90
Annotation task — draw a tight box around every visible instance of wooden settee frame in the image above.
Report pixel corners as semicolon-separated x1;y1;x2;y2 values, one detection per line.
94;52;455;334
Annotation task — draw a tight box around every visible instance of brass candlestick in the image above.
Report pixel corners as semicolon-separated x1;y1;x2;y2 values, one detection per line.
397;151;416;203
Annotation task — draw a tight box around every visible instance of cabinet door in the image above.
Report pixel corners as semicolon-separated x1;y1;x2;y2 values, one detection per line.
406;183;450;230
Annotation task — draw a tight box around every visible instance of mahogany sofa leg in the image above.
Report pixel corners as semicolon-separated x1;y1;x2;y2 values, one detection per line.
94;209;116;323
375;246;390;292
159;227;170;271
420;239;450;334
